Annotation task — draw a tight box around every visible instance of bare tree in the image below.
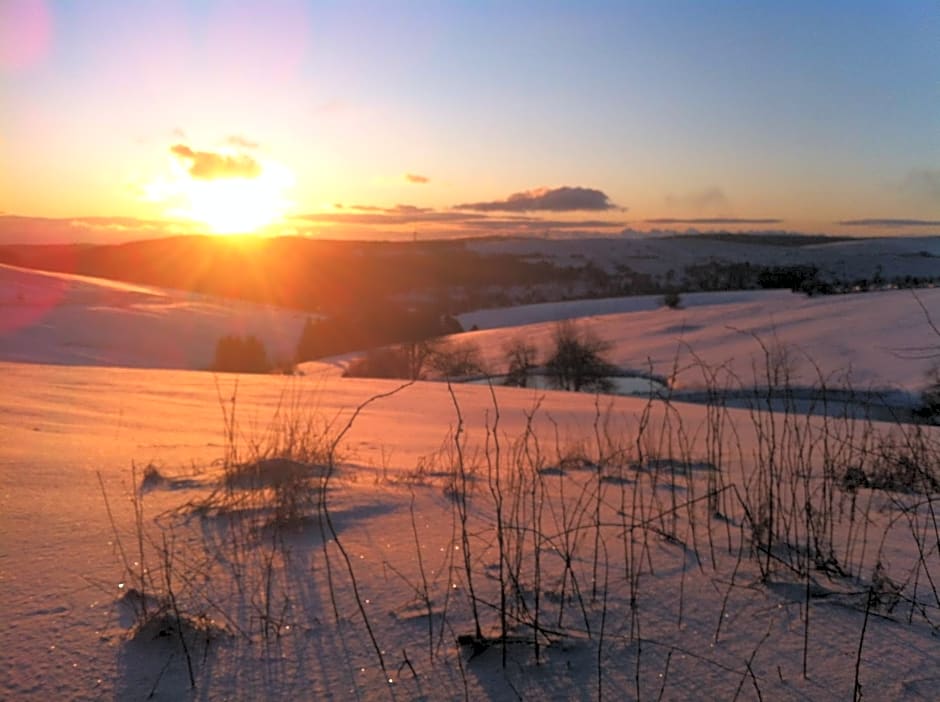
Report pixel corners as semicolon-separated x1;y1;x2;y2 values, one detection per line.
504;337;539;387
430;340;485;379
544;320;617;393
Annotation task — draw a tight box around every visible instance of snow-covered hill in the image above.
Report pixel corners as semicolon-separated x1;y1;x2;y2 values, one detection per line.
0;263;308;369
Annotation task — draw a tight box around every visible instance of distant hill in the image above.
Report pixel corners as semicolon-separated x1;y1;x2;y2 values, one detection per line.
1;233;937;319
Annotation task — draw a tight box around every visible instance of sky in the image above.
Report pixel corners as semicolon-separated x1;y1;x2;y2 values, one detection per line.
1;0;938;242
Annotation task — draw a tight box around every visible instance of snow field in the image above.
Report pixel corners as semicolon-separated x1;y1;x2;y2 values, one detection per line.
2;363;938;700
1;258;939;700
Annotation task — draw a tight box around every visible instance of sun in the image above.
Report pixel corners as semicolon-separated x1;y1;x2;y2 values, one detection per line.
146;153;294;235
182;164;293;234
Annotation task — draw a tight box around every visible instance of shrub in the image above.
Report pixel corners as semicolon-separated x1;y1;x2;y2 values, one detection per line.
914;364;940;423
841;450;940;494
211;334;270;373
544;320;617;393
661;290;682;309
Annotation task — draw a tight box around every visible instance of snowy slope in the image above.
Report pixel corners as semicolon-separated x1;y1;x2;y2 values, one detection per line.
0;263;308;369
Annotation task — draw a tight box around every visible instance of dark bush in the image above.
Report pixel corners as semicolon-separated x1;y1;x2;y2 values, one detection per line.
757;265;819;291
661;290;682;309
916;367;940;424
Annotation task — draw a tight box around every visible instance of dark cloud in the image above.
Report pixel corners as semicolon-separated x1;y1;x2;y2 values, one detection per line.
225;134;260;149
838;218;940;227
170;144;261;180
644;217;782;225
456;186;618;212
664;187;729;213
405;173;430;184
900;169;940;203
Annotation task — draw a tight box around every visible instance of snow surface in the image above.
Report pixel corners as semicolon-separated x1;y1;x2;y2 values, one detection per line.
2;362;939;700
1;260;939;700
0;263;308;369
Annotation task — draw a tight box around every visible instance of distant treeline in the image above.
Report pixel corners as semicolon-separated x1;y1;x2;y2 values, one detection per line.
3;235;935;362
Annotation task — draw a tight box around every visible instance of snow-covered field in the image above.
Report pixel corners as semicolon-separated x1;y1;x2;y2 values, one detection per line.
457;287;940;404
1;262;939;700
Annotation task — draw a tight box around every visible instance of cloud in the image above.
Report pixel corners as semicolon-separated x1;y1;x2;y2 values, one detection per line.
293;210;484;226
344;204;433;214
391;204;432;214
170;144;261;180
68;216;171;230
291;207;626;233
838;218;940;227
899;169;940;203
644;217;782;225
664;186;729;213
456;186;619;212
470;218;624;230
0;215;200;245
225;134;260;149
405;173;429;184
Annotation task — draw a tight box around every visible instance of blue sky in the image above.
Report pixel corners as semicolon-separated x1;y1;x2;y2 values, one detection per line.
1;0;937;239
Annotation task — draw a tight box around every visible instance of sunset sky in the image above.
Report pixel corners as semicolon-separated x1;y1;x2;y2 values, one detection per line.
1;0;938;242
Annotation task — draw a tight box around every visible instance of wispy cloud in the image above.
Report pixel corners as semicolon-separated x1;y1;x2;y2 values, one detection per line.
68;216;171;229
225;134;260;149
456;186;619;212
0;209;628;245
343;204;433;214
664;186;729;213
644;217;782;225
292;207;625;233
405;173;429;184
899;169;940;203
170;144;261;180
0;215;201;245
293;210;485;226
838;218;940;227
